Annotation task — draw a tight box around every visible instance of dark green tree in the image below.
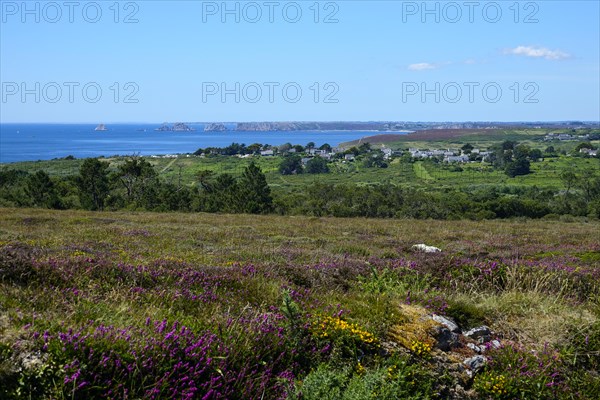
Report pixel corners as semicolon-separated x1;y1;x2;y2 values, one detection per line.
237;162;273;214
196;170;215;192
305;157;330;174
461;143;474;153
529;149;543;160
319;143;332;152
362;151;388;168
279;155;303;175
560;169;578;195
77;158;110;210
116;157;158;206
505;156;531;177
26;170;61;208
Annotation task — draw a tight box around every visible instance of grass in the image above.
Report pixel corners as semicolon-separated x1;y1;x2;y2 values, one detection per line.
1;208;599;398
413;162;434;181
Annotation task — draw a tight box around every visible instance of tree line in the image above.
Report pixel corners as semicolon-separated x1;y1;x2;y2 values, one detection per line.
1;156;599;219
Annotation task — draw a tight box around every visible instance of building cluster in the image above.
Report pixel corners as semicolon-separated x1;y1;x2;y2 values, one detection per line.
579;148;598;156
544;133;590;141
257;145;490;164
408;148;490;163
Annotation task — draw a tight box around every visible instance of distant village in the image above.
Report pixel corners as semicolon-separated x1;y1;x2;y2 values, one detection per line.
543;132;592;141
148;141;599;163
189;144;494;164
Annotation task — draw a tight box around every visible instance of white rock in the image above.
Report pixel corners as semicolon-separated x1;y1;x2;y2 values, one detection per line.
432;314;460;332
464;326;491;340
467;343;482;353
412;244;441;253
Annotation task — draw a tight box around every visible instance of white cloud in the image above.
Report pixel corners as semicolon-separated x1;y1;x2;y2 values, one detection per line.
408;63;436;71
505;46;570;60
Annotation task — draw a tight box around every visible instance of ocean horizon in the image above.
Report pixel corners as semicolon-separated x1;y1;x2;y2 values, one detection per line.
0;123;409;163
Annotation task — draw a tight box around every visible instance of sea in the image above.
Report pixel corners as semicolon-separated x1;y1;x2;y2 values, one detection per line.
0;124;409;163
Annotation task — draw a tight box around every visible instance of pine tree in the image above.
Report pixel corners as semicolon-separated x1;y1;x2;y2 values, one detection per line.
238;162;273;214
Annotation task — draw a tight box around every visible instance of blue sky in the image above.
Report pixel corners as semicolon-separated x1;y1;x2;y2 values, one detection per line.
1;0;599;122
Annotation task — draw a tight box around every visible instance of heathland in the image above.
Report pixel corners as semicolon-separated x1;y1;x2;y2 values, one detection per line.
0;209;599;398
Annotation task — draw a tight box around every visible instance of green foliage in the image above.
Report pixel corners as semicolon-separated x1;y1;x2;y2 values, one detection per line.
115;157;159;208
444;300;487;330
279;154;304;175
237;162;273;214
505;156;531;177
76;158;110;210
574;142;596;152
296;359;436;400
26;171;61;209
563;320;600;371
305;157;330;174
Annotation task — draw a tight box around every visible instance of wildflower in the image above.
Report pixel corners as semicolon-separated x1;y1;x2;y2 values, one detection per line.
410;340;432;357
355;362;365;375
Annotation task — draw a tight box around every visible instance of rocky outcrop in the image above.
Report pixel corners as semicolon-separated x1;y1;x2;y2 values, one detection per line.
155;123;195;132
386;304;502;398
204;123;228;132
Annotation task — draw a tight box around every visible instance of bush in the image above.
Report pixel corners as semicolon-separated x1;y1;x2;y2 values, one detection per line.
296;358;436;400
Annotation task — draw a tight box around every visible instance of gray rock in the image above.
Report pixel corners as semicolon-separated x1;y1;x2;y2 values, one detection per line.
435;326;460;351
432;314;460;333
464;326;491;343
463;355;486;372
467;343;482;353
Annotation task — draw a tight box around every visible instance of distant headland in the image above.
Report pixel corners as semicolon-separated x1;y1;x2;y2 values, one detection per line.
201;121;599;132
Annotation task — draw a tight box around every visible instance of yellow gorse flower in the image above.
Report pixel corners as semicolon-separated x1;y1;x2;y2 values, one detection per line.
313;316;377;345
410;340;432;357
487;374;508;396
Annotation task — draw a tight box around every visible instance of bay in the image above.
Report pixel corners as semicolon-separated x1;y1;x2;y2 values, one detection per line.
0;123;408;163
